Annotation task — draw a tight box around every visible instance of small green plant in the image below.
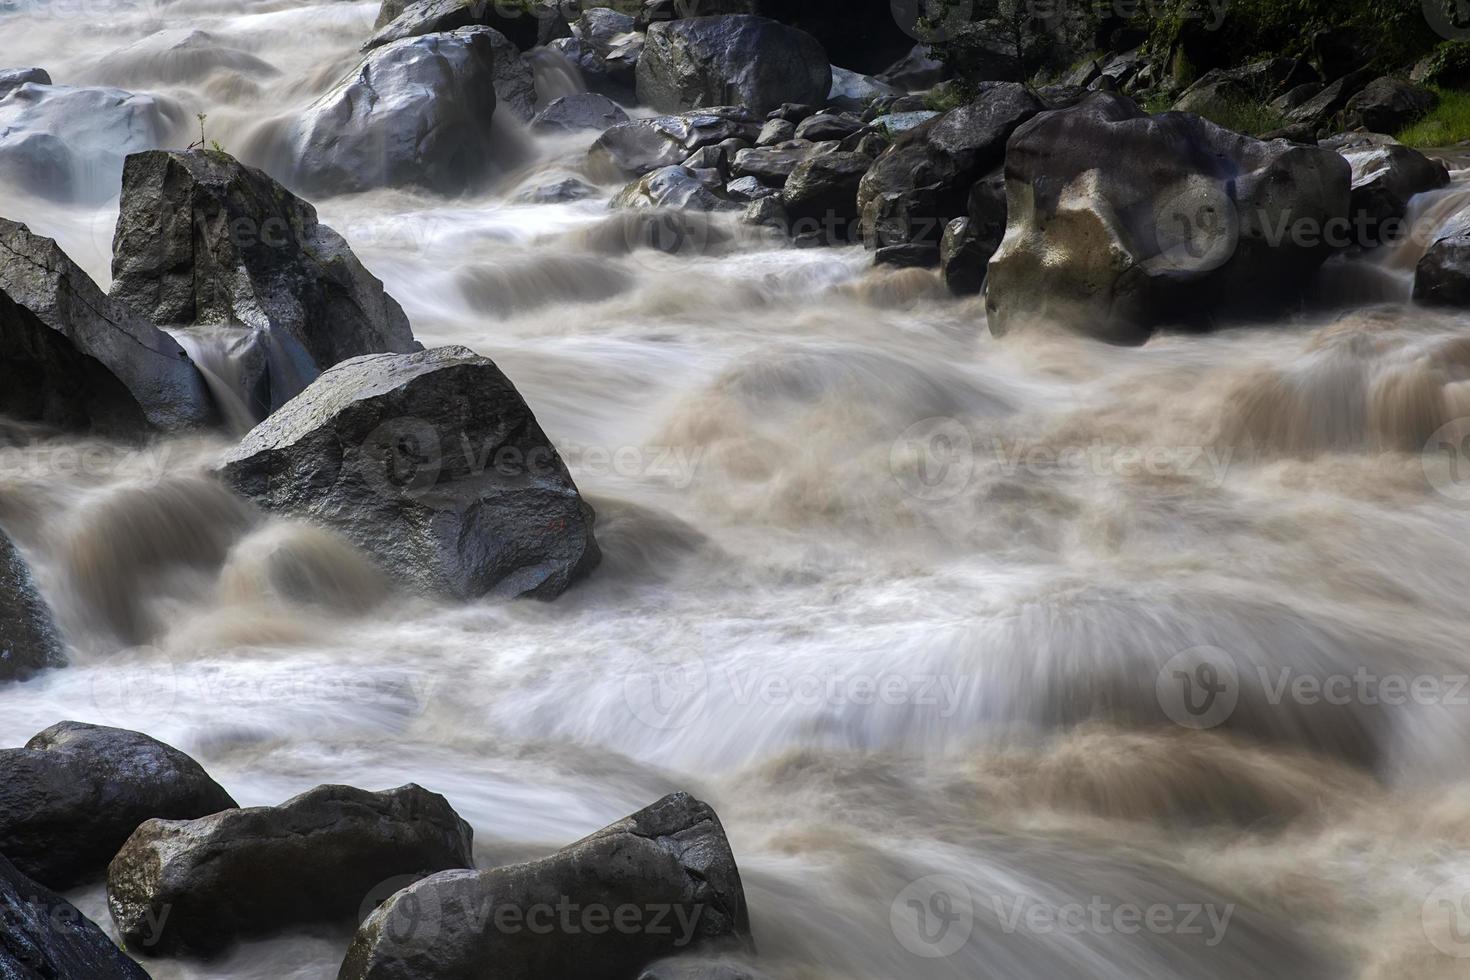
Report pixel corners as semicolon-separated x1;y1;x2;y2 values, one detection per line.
188;113;228;155
1194;98;1287;137
1397;88;1470;148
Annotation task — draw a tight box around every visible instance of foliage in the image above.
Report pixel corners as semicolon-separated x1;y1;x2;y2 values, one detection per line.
1397;87;1470;148
1418;41;1470;89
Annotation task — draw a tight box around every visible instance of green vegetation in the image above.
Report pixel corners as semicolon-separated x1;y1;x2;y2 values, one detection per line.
1190;98;1287;137
1397;88;1470;148
1417;41;1470;89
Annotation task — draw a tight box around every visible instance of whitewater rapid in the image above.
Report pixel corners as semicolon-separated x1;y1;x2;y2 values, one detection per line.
5;2;1470;978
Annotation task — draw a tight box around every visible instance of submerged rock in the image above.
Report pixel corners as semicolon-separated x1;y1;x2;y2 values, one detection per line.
0;530;62;683
0;722;236;890
0;217;216;435
109;783;473;958
613;165;737;212
1415;218;1470;307
339;792;751;980
1327;136;1449;247
637;15;831;115
986;93;1350;343
216;345;600;601
0;67;50;100
782;151;869;243
588;107;761;180
532;92;630;134
0;853;149;979
109;149;418;420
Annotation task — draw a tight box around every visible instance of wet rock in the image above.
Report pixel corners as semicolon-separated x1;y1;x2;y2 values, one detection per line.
1342;77;1436;135
683;144;732;179
876;42;949;91
275;27;501;196
0;853;149;979
637;15;831;115
372;0;569;50
588;107;761;180
91;28;280;86
1327;136;1449;246
731;140;823;187
638;959;768;980
0;67;50;100
940;217;987;295
339;792;751;980
726;176;776;202
782;151;869;243
531;92;630;134
1270;82;1322;114
0;722;236;890
613;166;736;211
110;149;418;420
0;79;182;203
756;118;795;146
0;530;62;683
1415;218;1470;306
767;102;817;123
0;218;216;435
827;65;899;112
109;783;473;958
552;7;644;98
741;195;788;232
857;82;1042;250
794;110;864;142
216;345;600;601
875;242;939;267
1285;68;1373;134
512;176;599;204
870;110;937;136
987;93;1350;343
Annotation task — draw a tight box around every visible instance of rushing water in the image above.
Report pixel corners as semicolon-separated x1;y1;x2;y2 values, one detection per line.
6;3;1470;979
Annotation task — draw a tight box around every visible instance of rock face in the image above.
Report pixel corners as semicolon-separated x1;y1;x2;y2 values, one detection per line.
857;83;1042;251
588;108;761;181
0;79;181;203
0;530;62;683
273;27;500;196
1329;137;1448;246
1342;77;1435;134
109;150;418;420
0;217;216;435
339;793;751;980
986;94;1351;343
0;853;150;980
216;345;600;601
108;783;474;958
532;92;630;134
552;6;644;99
1415;219;1470;306
637;15;831;115
0;722;237;891
782;151;869;242
613;166;736;212
372;0;569;50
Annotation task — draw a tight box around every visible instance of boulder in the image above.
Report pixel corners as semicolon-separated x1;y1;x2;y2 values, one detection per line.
940;217;987;295
1342;77;1436;134
0;79;181;203
767;102;817;123
0;67;49;100
875;242;938;267
108;783;473;958
755;118;795;146
0;722;236;890
869;110;938;136
0;530;62;683
1285;68;1372;134
877;43;949;91
1415;219;1470;306
793;110;864;142
531;92;630;134
0;218;216;435
90;28;280;87
827;65;899;113
731;141;824;187
110;150;418;421
0;853;149;980
986;93;1351;343
1326;136;1449;247
339;793;751;980
272;27;501;196
726;176;776;202
588;108;761;180
639;960;768;980
637;15;831;115
372;0;569;50
613;166;736;211
551;7;644;98
741;195;788;232
782;151;870;243
216;345;600;601
512;176;599;204
857;82;1042;249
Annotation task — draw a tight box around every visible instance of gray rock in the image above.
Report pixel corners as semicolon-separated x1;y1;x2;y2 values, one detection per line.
726;175;776;202
1342;77;1436;134
870;110;938;136
877;43;949;91
108;783;473;958
731;140;822;187
741;195;788;232
110;150;419;420
827;65;899;112
0;67;49;100
782;151;870;243
613;166;736;211
1329;137;1449;246
766;102;817;123
0;80;182;203
339;793;751;980
0;217;216;435
756;118;795;146
1270;82;1323;113
274;27;501;196
0;530;62;683
682;144;731;179
554;7;644;97
875;242;939;267
794;110;864;142
216;345;600;601
637;15;831;115
513;176;599;204
588;107;760;180
1415;217;1470;306
987;93;1351;343
0;722;236;890
940;217;987;295
638;959;768;980
0;853;149;979
372;0;568;50
532;92;629;135
1286;68;1373;133
91;28;280;86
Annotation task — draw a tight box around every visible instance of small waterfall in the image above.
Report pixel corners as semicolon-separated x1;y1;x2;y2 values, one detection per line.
169;325;264;436
1368;169;1470;286
527;47;588;110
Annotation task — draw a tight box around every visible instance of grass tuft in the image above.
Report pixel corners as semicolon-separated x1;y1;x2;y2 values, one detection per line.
1397;88;1470;148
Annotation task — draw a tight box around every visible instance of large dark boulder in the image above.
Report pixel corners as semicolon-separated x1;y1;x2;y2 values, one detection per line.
339;792;750;980
267;27;501;196
1415;218;1470;306
0;722;236;891
363;10;535;121
216;345;600;601
108;783;473;958
1342;77;1435;134
0;853;149;979
588;107;761;181
731;140;825;187
782;151;870;243
0;217;216;436
1326;135;1449;247
372;0;569;50
987;93;1350;344
612;165;736;211
0;530;62;683
637;15;831;115
110;150;418;421
857;83;1042;250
